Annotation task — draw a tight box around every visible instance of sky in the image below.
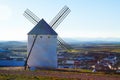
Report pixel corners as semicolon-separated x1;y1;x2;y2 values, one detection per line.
0;0;120;41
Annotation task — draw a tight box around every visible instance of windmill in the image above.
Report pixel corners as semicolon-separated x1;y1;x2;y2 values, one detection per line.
23;6;72;70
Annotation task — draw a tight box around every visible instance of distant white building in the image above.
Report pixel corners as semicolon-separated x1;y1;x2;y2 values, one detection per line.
27;19;58;69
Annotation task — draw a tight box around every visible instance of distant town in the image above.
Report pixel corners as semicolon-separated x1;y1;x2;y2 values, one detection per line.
0;40;120;73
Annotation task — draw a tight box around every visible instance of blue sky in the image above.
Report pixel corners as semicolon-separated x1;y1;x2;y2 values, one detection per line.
0;0;120;40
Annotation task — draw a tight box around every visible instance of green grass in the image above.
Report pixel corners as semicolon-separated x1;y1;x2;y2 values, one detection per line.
0;74;79;80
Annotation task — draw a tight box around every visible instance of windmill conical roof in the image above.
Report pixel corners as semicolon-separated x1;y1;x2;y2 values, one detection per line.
28;19;57;35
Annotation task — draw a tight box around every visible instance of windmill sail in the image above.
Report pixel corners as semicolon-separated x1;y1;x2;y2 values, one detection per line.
58;40;69;50
23;9;40;25
58;37;72;50
49;5;71;29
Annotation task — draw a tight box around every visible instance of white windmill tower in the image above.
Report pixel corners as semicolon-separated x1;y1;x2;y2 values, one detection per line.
23;6;71;70
27;19;58;69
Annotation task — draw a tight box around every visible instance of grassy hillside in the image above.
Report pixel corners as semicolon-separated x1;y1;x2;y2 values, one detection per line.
0;68;119;80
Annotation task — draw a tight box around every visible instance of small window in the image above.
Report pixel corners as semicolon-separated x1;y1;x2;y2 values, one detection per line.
33;35;35;38
40;36;42;38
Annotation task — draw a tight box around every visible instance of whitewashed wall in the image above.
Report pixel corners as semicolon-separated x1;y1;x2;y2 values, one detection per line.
27;35;57;69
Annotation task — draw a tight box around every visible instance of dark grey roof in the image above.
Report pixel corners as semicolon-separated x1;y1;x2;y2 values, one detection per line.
28;19;57;35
